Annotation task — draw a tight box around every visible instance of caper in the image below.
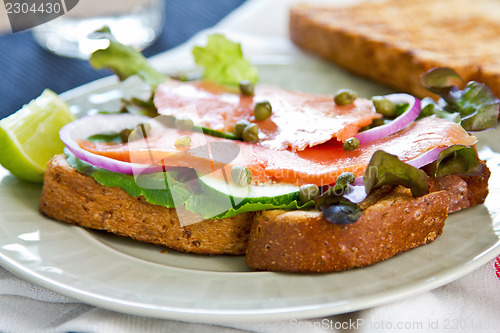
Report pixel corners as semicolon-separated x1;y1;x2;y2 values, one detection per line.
253;101;272;121
231;165;252;187
242;123;259;142
372;96;397;118
120;128;133;143
233;119;251;138
334;89;358;105
336;172;356;186
299;184;320;203
120;122;151;142
171;72;189;82
343;137;360;151
370;117;391;128
239;80;255;96
174;135;191;147
175;116;194;131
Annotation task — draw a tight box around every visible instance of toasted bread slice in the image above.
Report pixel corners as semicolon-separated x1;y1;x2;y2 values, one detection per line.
39;155;254;255
246;187;448;273
40;155;490;272
289;0;500;99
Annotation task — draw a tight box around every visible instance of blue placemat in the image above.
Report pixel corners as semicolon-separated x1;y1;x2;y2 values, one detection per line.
0;0;246;119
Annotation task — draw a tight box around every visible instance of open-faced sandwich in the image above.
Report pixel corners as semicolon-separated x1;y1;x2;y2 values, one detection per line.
3;32;497;273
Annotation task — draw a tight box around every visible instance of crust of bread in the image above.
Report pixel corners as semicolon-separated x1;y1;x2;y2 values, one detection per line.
40;154;490;272
289;0;500;99
245;187;449;273
39;155;254;255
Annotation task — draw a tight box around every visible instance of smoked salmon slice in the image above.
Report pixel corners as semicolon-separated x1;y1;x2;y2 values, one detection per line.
79;116;476;186
154;80;380;151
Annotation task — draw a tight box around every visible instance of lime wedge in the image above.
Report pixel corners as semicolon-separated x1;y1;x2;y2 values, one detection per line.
0;89;76;182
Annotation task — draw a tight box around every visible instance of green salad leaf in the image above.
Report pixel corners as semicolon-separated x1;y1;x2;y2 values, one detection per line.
418;97;461;123
364;150;429;197
421;67;464;95
66;151;180;207
192;34;259;87
419;67;500;131
87;132;123;143
89;27;166;90
427;145;485;178
66;151;311;219
314;187;362;225
320;199;362;225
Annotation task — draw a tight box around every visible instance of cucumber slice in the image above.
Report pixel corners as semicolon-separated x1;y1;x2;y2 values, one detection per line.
198;171;300;208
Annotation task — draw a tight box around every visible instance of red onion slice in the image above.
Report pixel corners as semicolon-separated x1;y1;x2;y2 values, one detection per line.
355;94;421;144
59;114;163;175
405;147;447;169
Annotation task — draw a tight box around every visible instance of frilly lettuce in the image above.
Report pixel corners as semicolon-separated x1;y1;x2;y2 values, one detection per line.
364;150;429;197
192;34;258;87
427;145;485;177
419;67;500;131
89;27;166;90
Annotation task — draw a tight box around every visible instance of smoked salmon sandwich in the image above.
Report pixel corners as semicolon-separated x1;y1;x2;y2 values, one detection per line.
36;33;498;273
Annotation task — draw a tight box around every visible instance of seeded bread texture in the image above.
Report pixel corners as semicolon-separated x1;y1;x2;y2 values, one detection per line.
40;155;490;272
245;187;449;273
39;155;254;255
289;0;500;99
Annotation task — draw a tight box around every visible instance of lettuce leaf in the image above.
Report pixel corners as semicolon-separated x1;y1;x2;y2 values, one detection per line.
364;150;429;197
314;187;362;225
192;34;258;87
418;97;461;124
66;151;179;207
89;27;166;90
65;152;310;219
419;67;499;131
426;145;485;177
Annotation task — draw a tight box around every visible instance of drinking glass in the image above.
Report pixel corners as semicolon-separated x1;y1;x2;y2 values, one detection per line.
32;0;164;59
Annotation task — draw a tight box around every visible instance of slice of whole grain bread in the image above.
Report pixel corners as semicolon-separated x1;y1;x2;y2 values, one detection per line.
39;155;254;255
39;154;490;272
289;0;500;99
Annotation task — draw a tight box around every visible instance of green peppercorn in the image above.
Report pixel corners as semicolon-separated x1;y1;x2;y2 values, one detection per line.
253;101;272;121
174;135;191;147
242;123;259;142
372;96;397;118
231;165;252;187
233;119;251;138
334;89;358;105
336;172;356;186
299;184;320;203
175;116;194;131
343;137;360;151
239;80;255;96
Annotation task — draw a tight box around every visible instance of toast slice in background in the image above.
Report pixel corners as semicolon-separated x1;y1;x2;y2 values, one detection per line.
40;155;490;272
289;0;500;99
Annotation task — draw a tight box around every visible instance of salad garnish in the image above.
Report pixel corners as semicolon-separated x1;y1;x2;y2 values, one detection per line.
364;150;429;197
89;27;166;90
419;67;500;131
192;34;259;87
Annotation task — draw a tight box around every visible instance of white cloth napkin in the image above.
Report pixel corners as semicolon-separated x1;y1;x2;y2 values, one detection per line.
1;256;499;333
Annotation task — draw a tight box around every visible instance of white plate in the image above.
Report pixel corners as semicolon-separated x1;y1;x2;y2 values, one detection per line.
1;34;500;323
